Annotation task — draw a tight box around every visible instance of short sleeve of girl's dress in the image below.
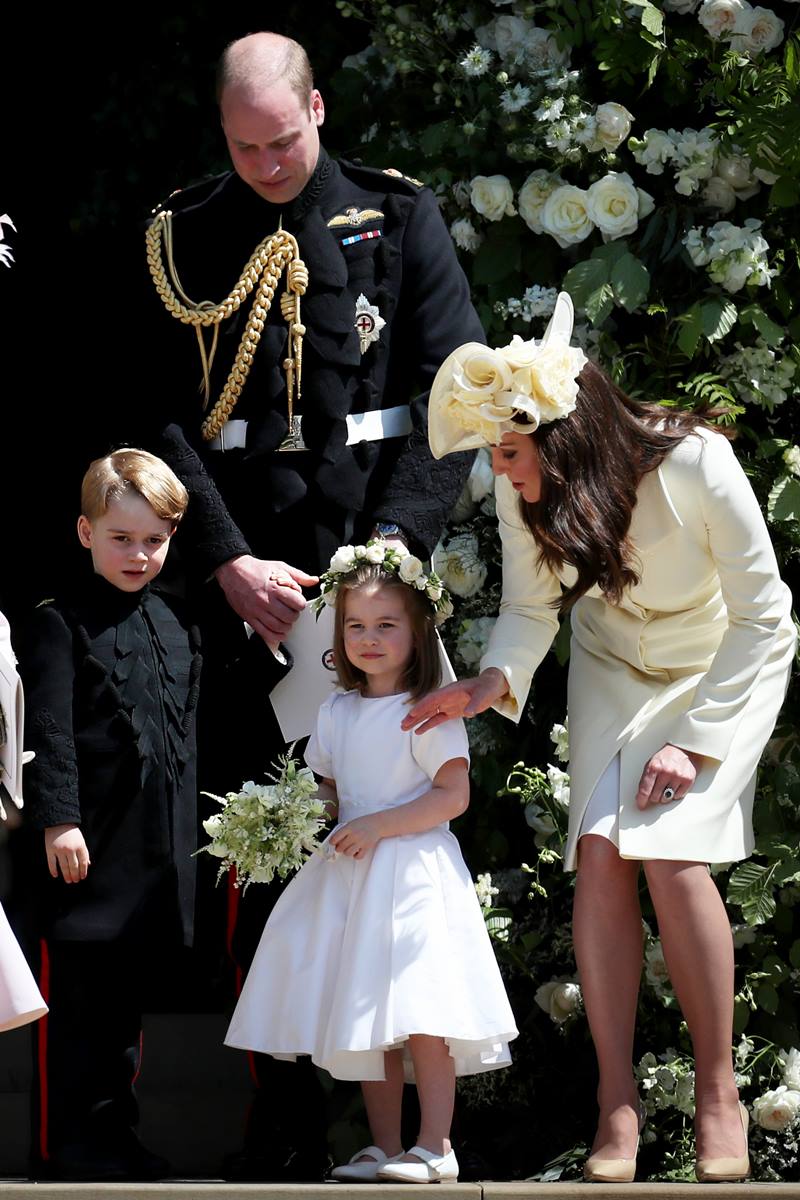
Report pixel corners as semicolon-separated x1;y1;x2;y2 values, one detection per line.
304;692;339;778
410;717;470;783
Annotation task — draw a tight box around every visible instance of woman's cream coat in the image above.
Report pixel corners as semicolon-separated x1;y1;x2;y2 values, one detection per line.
480;428;796;870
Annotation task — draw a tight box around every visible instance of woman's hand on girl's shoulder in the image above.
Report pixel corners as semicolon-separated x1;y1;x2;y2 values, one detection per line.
401;668;510;734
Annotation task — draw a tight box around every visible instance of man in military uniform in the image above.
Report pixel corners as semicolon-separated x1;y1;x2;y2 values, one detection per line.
141;31;484;1181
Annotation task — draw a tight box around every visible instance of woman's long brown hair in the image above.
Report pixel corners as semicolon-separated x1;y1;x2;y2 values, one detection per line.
522;360;722;613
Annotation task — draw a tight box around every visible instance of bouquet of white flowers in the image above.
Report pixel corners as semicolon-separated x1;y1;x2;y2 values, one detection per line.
198;751;327;890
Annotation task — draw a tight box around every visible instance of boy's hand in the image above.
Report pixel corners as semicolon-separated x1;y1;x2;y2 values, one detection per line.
45;825;90;883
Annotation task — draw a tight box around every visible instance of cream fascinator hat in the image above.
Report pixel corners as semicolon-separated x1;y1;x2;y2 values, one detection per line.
428;291;588;459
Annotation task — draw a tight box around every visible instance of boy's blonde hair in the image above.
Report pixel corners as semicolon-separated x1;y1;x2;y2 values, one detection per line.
80;449;188;524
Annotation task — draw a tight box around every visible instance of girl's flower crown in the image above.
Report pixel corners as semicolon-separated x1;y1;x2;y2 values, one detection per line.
312;539;454;625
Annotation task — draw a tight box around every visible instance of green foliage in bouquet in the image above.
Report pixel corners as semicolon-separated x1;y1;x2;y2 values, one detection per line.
198;752;327;890
330;0;800;1181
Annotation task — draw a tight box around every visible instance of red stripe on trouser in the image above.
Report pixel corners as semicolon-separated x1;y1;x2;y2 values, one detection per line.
226;871;257;1084
132;1030;144;1085
37;939;51;1161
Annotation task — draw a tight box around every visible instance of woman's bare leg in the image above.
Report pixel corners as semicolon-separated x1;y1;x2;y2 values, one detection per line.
644;860;744;1161
574;835;643;1157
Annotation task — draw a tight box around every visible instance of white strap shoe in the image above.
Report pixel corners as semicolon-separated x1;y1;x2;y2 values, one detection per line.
377;1144;459;1183
330;1145;405;1182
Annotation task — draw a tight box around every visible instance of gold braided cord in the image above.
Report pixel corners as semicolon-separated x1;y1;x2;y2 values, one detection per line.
145;210;307;442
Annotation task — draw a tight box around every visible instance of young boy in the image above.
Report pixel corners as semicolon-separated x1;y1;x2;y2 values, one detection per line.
16;449;201;1182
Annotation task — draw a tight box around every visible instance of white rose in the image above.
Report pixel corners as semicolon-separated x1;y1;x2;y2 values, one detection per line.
698;0;749;40
540;184;594;248
470;174;516;222
354;544;367;559
586;172;650;242
202;815;224;837
450;216;483;253
467;448;495;502
716;151;758;196
783;446;800;477
594;102;634;152
703;176;737;212
329;545;356;573
732;5;784;54
535;978;582;1023
518;170;562;235
779;1047;800;1089
365;542;385;563
398;555;424;583
752;1086;800;1130
440;533;488;598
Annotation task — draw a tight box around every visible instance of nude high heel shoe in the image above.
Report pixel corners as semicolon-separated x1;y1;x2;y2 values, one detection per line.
583;1104;645;1184
695;1101;750;1183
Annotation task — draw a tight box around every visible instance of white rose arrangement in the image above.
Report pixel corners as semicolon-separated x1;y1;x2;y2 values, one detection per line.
586;172;655;241
198;755;327;889
438;532;488;598
470;173;516;221
697;0;784;55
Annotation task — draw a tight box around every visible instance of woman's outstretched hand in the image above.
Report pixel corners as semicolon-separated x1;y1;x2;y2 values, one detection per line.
400;668;510;734
636;743;704;810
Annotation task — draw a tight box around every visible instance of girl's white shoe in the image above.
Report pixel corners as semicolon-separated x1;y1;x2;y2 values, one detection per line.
329;1145;405;1182
377;1145;459;1183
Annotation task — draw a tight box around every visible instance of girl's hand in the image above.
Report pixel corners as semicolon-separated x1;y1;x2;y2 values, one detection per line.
636;744;703;810
45;824;90;883
400;668;509;734
329;814;386;859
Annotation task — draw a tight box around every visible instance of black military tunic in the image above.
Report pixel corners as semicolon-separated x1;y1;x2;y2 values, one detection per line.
142;148;485;578
16;572;201;1172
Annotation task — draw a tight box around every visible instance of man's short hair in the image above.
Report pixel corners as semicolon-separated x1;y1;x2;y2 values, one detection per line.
81;449;188;524
216;34;314;105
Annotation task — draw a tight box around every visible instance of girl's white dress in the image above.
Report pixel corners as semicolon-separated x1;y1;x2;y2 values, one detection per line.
225;690;518;1081
0;901;47;1032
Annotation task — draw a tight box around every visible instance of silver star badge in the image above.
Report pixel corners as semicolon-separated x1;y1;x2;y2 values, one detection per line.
354;293;386;355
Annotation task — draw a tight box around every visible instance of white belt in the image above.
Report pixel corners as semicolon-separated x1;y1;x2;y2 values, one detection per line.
207;406;414;452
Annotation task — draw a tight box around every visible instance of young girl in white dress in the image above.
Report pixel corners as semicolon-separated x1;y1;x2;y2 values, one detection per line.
225;549;517;1184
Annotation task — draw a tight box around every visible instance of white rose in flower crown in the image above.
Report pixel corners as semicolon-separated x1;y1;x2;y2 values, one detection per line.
540;184;594;248
365;542;386;563
470;174;516;222
698;0;749;39
518;170;563;235
450;217;483;253
426;583;443;602
535;978;582;1024
354;544;367;559
398;555;424;583
752;1085;800;1130
594;102;634;152
586;172;653;242
732;5;784;54
330;545;356;573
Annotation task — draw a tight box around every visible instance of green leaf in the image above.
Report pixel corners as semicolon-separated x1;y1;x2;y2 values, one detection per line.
585;282;615;326
762;954;790;984
610;254;651;312
485;908;513;939
700;297;738;343
727;861;777;925
769;177;800;208
626;0;665;36
562;257;610;311
419;120;455;159
768;476;800;523
756;983;780;1015
676;304;704;357
738;303;785;346
591;240;631;267
472;234;521;285
553;618;572;667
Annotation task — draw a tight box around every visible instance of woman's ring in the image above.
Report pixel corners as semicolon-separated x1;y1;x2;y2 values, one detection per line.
661;785;676;802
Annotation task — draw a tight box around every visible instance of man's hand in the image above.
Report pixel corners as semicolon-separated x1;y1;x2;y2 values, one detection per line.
45;824;90;883
215;555;318;645
636;744;704;810
400;668;510;734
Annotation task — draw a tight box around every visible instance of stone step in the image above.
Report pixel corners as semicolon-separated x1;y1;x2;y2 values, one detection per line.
0;1183;798;1198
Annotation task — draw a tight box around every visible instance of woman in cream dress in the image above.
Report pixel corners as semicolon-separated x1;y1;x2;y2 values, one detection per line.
404;295;795;1183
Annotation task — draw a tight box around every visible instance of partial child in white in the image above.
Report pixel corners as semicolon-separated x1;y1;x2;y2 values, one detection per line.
225;551;517;1184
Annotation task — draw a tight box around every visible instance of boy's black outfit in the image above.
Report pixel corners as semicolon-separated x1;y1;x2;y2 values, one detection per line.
16;572;201;1181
